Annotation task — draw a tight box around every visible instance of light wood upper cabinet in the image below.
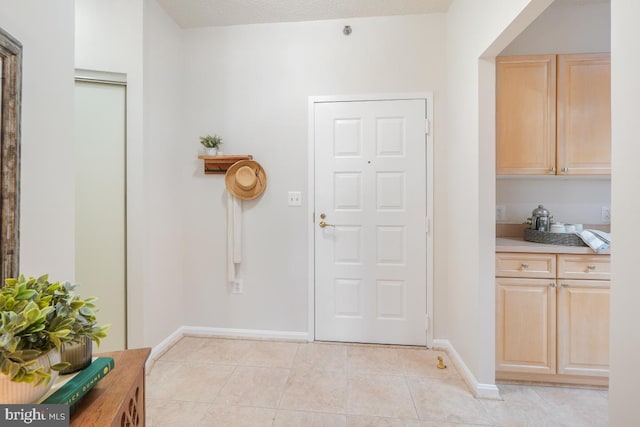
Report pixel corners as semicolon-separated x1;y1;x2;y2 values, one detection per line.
496;55;556;175
496;53;611;175
557;280;610;377
557;53;611;175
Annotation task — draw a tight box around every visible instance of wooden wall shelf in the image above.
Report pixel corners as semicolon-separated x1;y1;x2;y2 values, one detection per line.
197;154;253;174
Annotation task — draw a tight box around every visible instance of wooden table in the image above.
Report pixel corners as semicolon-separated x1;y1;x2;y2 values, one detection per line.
71;347;150;427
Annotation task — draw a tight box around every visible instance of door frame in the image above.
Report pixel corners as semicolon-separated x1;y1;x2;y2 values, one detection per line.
307;93;434;347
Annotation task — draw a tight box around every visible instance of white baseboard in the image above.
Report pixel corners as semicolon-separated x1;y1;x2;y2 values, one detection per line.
148;329;499;401
147;326;310;373
181;326;309;342
146;326;185;372
433;339;502;400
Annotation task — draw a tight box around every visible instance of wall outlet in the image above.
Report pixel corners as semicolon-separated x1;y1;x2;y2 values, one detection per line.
496;205;507;221
232;279;243;294
601;206;611;223
288;191;302;207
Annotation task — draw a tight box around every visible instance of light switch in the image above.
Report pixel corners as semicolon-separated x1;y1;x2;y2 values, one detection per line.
288;191;302;207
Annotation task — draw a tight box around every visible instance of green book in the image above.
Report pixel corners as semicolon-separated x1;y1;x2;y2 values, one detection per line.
42;357;115;405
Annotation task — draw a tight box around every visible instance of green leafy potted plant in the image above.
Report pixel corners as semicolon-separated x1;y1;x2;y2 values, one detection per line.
200;134;223;155
0;274;109;403
55;281;109;375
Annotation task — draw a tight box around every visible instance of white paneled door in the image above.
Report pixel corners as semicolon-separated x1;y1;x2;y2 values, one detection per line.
314;99;427;345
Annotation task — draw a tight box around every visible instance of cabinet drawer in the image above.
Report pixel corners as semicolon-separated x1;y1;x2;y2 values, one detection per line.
557;254;610;280
496;253;556;278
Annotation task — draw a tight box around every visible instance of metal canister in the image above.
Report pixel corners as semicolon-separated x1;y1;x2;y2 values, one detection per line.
531;204;550;231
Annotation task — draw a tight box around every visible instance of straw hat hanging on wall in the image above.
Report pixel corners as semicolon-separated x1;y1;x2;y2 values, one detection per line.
225;160;267;200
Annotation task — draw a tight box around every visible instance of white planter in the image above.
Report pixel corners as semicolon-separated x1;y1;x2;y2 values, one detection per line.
0;349;60;403
205;147;218;156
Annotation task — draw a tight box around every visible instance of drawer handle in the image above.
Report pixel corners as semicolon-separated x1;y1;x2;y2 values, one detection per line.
561;283;568;288
520;263;529;269
587;264;596;271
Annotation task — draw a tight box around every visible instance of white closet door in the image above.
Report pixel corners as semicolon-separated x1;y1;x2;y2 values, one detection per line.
75;80;126;352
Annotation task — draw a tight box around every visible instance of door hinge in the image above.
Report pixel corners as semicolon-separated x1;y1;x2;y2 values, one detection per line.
425;217;430;234
425;118;430;135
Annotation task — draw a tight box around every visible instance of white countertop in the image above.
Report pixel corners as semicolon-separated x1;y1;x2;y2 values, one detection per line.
496;237;610;255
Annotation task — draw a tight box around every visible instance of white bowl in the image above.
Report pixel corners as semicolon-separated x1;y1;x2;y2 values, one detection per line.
0;349;60;403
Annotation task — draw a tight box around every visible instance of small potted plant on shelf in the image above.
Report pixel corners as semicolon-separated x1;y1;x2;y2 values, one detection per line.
200;134;223;155
0;274;109;403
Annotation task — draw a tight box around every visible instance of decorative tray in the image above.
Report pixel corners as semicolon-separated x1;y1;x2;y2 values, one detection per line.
523;228;587;247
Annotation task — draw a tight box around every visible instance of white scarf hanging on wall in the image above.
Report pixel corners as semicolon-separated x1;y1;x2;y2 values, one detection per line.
227;192;242;282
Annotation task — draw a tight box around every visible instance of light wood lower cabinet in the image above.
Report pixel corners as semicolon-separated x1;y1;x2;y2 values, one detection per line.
496;253;609;386
496;278;556;375
557;280;610;377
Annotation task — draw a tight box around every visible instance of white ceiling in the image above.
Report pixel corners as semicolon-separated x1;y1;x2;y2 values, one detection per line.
157;0;610;29
156;0;453;29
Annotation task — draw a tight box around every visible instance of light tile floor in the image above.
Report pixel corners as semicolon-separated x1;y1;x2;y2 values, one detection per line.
146;337;608;426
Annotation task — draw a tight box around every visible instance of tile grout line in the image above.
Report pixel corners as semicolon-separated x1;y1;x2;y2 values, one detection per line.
273;342;299;411
265;340;295;427
403;374;422;422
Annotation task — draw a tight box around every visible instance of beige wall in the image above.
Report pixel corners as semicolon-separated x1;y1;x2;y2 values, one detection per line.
75;0;147;348
501;1;610;55
179;14;447;334
610;0;640;423
75;0;185;349
142;0;186;347
445;0;553;388
1;0;76;280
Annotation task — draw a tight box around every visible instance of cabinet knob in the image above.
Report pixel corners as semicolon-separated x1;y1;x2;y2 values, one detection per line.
561;167;568;173
587;264;596;270
561;283;569;288
521;263;529;269
550;282;557;288
550;167;556;173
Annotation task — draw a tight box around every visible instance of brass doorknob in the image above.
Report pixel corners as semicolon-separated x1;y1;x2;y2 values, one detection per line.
319;213;335;228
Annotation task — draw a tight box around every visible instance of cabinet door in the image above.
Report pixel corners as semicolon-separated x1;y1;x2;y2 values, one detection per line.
557;280;610;376
496;278;557;374
557;53;611;175
496;55;556;175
